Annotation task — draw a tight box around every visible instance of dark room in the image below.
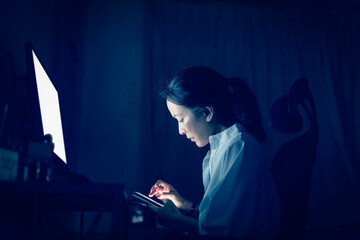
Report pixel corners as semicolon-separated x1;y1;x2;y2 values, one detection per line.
0;0;359;239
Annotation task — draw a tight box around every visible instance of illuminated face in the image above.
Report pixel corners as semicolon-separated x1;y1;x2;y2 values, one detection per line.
166;100;215;147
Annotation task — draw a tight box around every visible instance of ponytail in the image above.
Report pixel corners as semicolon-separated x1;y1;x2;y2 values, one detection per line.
228;78;267;143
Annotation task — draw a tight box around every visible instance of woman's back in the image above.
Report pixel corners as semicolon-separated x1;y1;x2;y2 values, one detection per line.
199;123;280;239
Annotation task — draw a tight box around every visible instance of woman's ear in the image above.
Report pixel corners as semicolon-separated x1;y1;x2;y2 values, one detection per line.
203;106;214;122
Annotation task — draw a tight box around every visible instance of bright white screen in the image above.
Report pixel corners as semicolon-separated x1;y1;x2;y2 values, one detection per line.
32;50;67;163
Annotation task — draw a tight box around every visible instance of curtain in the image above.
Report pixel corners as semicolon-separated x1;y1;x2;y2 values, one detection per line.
140;0;360;229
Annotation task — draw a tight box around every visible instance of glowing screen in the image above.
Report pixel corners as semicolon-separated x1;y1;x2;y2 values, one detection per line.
32;50;67;163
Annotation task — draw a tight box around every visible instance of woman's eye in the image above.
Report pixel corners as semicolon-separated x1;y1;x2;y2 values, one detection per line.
179;119;184;123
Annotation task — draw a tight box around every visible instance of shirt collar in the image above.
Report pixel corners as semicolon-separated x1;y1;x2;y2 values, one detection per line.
209;123;244;150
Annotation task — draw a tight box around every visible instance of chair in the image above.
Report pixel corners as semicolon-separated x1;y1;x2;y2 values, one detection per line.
268;78;319;240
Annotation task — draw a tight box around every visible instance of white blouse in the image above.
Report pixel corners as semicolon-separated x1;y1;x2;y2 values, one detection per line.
199;123;280;239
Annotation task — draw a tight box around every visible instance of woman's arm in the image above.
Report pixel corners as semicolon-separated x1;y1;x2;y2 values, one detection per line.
150;200;199;233
149;179;193;211
148;180;199;233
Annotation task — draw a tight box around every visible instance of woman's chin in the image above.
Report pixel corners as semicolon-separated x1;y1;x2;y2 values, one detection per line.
195;141;208;148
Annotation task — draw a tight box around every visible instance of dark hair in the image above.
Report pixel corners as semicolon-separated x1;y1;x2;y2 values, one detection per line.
160;66;266;143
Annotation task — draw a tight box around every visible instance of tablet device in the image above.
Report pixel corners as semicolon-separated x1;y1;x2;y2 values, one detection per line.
132;191;164;208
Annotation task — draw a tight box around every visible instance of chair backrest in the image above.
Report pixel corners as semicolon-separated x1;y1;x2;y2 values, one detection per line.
269;78;319;240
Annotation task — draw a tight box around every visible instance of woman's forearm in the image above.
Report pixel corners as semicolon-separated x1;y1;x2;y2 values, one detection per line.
157;211;199;234
172;214;199;233
179;199;194;210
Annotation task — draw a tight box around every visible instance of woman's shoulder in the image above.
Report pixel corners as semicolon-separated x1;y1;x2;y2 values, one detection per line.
227;123;261;148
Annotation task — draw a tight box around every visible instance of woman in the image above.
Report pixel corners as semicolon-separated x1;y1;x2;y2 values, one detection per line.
149;66;280;239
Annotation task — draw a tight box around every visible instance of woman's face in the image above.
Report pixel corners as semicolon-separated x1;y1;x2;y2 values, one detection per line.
166;100;215;147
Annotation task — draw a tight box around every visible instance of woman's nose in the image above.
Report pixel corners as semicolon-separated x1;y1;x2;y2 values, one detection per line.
179;125;186;135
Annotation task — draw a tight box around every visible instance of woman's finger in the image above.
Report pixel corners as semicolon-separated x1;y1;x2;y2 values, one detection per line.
149;179;169;196
149;179;175;198
149;185;158;196
156;192;173;200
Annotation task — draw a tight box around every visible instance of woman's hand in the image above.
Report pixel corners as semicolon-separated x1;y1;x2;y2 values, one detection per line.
149;199;199;233
149;199;182;228
148;179;193;210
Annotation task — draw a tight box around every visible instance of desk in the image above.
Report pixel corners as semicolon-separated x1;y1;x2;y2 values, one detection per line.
0;181;128;240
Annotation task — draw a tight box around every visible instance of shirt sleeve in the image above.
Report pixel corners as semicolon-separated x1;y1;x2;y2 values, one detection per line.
199;135;267;238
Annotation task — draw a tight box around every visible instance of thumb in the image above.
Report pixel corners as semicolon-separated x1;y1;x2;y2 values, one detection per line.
157;192;175;201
